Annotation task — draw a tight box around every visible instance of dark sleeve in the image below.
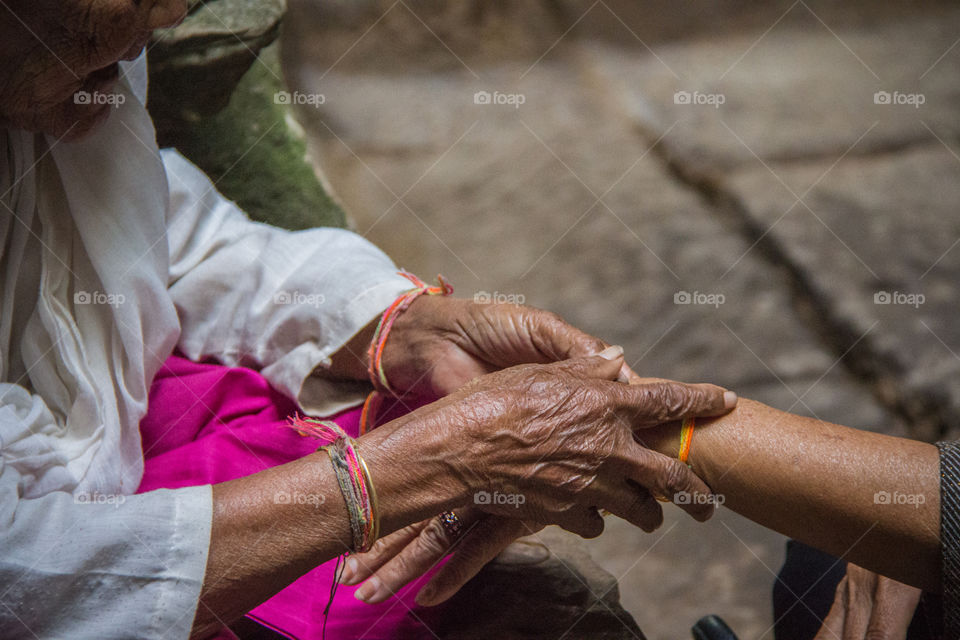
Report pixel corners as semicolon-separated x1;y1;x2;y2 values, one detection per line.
937;441;960;637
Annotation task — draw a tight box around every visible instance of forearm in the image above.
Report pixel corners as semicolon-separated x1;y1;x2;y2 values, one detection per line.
192;412;468;637
640;399;940;591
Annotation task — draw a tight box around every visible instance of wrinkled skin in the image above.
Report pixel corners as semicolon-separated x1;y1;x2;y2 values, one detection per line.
0;0;187;140
330;295;635;402
341;350;735;605
384;296;632;400
343;507;539;605
814;564;922;640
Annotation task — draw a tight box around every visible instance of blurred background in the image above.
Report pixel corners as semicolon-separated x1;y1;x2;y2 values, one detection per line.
154;1;960;637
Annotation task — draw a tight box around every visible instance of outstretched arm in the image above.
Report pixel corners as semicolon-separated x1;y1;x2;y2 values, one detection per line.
639;398;939;592
349;396;939;607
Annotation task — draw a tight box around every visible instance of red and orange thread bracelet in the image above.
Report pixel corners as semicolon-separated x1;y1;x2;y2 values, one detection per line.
288;415;380;553
678;417;695;465
360;271;453;434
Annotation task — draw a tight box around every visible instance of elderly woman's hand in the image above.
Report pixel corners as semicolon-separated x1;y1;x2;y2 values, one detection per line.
339;507;540;605
385;347;735;535
376;295;635;402
335;349;735;605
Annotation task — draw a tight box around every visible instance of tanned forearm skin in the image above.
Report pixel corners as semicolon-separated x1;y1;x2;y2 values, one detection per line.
194;411;467;638
639;399;940;593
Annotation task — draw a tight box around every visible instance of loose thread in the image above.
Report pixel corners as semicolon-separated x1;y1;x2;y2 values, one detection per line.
287;416;377;551
287;415;380;637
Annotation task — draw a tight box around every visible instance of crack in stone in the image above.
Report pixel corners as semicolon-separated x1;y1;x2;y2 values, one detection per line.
635;122;948;441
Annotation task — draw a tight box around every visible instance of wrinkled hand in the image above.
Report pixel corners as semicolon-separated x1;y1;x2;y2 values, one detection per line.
380;296;635;402
814;564;921;640
339;508;537;606
403;348;736;536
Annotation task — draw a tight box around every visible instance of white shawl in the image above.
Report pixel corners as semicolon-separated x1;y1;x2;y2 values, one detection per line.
0;54;411;638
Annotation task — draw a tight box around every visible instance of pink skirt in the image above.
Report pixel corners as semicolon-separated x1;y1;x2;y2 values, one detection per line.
137;355;440;639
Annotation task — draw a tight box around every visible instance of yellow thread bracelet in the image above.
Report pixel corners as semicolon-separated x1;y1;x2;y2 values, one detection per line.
678;417;695;465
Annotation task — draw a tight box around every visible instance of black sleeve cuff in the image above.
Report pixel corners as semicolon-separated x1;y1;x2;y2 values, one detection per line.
937;441;960;636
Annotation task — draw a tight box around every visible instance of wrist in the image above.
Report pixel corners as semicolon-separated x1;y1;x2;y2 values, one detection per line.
636;420;683;459
357;408;474;532
323;319;377;382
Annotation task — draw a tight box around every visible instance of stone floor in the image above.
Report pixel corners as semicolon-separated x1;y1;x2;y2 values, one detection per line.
281;1;960;637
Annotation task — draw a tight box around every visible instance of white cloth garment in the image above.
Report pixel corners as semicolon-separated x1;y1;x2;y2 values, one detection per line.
0;54;412;639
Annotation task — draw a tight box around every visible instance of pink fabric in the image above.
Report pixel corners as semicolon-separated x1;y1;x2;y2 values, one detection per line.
137;355;440;639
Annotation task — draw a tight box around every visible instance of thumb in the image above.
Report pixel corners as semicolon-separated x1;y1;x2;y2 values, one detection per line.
549;345;625;381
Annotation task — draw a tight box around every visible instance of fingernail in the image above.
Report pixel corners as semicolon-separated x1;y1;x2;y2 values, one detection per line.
354;576;382;603
723;391;738;409
339;557;359;585
598;345;623;360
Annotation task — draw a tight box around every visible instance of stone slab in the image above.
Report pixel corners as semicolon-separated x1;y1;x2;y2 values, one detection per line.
585;6;960;170
726;145;960;440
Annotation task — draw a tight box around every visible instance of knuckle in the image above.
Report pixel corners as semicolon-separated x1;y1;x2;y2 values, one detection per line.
660;458;691;494
367;536;391;557
391;550;416;578
419;518;454;555
634;384;682;422
692;385;716;412
538;309;566;328
661;384;688;418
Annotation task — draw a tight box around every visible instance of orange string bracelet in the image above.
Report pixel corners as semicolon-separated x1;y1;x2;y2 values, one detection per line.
360;271;453;434
678;417;695;465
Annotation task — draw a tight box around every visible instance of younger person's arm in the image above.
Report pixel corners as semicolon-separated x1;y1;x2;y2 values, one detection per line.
639;398;939;592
